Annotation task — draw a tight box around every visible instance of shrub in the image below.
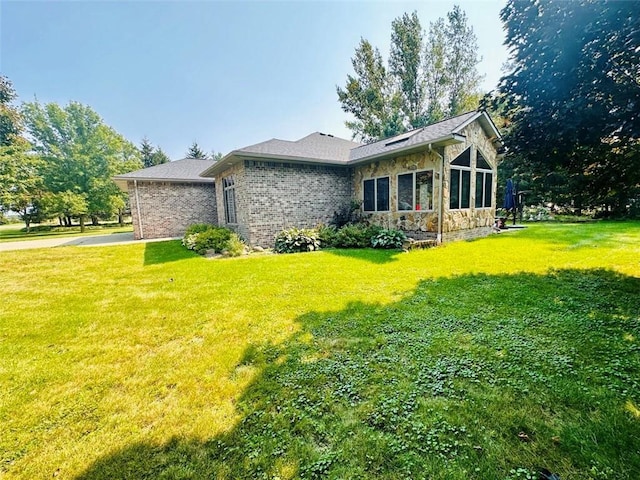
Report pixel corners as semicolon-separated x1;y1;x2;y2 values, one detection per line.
184;223;216;236
317;224;338;248
371;229;407;249
182;224;233;255
225;233;246;257
330;200;364;228
333;223;383;248
274;227;320;253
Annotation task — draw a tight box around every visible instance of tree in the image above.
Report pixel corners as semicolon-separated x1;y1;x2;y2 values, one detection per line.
140;137;155;168
423;18;448;123
140;137;170;167
22;101;142;231
389;12;425;128
151;147;170;165
444;6;483;116
0;76;46;231
338;7;483;142
186;141;207;159
336;39;404;142
0;76;22;147
0;141;46;232
497;0;640;215
210;150;224;161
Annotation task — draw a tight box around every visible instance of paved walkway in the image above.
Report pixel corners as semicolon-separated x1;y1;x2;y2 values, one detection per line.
0;232;178;252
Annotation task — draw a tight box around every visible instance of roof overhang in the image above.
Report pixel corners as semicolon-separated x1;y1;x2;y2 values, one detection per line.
200;150;350;177
348;133;465;165
113;176;215;191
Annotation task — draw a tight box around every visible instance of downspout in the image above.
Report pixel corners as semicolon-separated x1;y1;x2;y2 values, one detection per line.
134;180;144;239
429;144;445;245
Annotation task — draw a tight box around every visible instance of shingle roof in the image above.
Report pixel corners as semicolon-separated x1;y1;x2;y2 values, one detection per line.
113;158;216;188
349;111;479;162
200;111;501;177
236;132;362;163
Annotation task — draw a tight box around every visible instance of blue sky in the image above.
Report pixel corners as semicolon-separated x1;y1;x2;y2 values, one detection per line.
1;1;508;160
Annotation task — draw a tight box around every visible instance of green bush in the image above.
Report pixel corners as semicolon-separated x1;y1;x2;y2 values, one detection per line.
184;223;216;236
274;227;320;253
333;223;383;248
182;224;233;255
225;233;246;257
371;229;407;249
317;224;338;248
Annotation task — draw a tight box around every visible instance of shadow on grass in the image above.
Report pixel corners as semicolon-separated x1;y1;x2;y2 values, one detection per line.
74;269;640;480
143;240;197;266
324;247;403;264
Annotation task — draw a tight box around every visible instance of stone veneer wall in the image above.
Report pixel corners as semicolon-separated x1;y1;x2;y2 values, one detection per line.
353;119;499;243
441;121;498;239
216;160;353;246
128;181;217;240
353;150;441;239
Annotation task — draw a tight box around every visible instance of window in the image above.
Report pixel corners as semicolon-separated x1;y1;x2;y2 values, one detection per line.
223;176;237;224
397;170;434;211
449;147;471;210
475;150;493;208
363;177;390;212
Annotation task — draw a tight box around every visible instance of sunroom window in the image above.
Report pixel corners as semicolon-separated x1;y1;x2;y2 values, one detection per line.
449;147;471;210
398;170;434;211
363;177;389;212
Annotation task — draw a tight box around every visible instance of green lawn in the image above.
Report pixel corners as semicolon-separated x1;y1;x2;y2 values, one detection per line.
0;223;133;242
1;222;639;479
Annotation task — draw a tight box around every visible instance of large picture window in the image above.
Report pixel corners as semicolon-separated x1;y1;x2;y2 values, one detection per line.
363;177;389;212
398;170;434;211
223;176;237;224
449;147;471;210
475;150;493;208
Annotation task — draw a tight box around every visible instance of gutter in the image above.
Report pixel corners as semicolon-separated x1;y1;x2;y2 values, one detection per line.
134;180;144;240
348;133;465;166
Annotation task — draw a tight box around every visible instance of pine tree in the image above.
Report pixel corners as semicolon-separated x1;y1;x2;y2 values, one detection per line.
186;141;207;159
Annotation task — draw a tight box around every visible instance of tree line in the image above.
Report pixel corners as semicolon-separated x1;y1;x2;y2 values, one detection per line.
339;2;639;217
337;6;483;143
0;76;223;231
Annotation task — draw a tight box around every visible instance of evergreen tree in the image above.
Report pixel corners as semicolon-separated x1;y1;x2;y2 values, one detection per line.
140;137;155;168
186;141;207;159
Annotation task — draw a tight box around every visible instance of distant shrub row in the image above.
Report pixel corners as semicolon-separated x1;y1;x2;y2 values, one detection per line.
274;223;406;254
182;224;245;256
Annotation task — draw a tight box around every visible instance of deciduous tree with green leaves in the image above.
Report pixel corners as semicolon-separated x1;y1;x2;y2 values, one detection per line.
497;0;640;215
22;101;141;231
337;7;483;142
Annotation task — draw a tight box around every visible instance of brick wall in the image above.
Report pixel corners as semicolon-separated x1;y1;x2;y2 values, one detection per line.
239;161;353;246
128;181;217;240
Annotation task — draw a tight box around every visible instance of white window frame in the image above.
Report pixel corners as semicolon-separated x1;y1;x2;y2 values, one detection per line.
362;176;390;212
396;169;435;212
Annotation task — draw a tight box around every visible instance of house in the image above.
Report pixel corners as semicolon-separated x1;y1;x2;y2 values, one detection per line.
115;110;503;245
113;158;217;239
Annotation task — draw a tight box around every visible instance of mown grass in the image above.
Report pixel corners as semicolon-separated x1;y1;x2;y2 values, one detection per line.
0;223;132;242
0;221;639;479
